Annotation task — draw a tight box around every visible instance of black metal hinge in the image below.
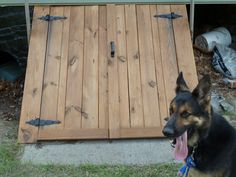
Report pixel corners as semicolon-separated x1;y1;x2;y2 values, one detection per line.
26;118;61;127
154;12;182;20
38;14;67;21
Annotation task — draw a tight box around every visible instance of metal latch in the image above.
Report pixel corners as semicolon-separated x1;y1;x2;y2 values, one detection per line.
26;118;61;127
154;12;182;20
38;14;67;21
110;41;115;58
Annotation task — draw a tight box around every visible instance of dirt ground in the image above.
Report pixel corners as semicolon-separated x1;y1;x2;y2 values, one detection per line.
194;48;236;96
0;77;23;143
194;48;236;127
0;49;236;143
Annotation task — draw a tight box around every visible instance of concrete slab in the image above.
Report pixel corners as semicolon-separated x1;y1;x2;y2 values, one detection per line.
21;139;175;166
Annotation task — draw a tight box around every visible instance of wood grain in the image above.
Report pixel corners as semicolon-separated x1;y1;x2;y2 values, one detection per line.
136;5;160;127
40;7;64;131
38;129;108;140
171;5;198;90
125;5;144;128
57;6;70;129
116;5;130;128
150;5;168;126
18;6;50;143
107;4;120;138
65;6;84;129
113;127;163;138
82;6;99;129
98;6;108;129
156;5;178;110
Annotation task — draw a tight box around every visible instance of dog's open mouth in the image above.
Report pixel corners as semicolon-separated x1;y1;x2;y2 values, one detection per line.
172;131;188;161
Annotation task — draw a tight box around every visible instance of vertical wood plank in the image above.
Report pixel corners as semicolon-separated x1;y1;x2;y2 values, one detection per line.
40;6;64;129
136;5;160;127
65;6;84;129
18;6;50;143
82;6;99;129
57;6;71;129
98;6;108;129
125;5;144;128
171;5;198;90
116;5;130;128
150;5;168;126
156;5;178;109
107;4;120;138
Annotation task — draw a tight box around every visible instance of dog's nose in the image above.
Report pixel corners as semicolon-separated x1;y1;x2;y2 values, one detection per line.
162;127;174;137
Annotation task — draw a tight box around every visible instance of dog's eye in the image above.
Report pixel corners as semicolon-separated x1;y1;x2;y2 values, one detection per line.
181;111;191;118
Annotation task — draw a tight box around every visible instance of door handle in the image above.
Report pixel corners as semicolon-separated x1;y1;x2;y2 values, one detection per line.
110;41;115;58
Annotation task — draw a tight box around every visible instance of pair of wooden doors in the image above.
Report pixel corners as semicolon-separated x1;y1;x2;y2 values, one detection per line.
18;4;197;143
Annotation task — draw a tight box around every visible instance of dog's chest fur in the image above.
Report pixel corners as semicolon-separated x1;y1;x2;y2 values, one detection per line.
187;113;236;177
189;168;228;177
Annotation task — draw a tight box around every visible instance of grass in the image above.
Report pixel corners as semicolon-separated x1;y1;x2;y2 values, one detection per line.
1;163;180;177
0;141;180;177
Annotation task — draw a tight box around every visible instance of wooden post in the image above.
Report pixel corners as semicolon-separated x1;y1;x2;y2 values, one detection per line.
190;0;195;40
25;1;31;43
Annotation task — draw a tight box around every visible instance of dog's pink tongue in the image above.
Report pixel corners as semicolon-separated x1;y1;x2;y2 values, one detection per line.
174;131;188;161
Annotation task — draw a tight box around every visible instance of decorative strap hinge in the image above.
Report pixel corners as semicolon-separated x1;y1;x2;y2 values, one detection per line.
38;14;67;21
154;12;182;20
26;118;61;127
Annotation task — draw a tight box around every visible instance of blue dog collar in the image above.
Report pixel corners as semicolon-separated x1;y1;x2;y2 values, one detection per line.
177;156;196;177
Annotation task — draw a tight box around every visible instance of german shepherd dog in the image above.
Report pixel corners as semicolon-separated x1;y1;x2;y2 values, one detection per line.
162;72;236;177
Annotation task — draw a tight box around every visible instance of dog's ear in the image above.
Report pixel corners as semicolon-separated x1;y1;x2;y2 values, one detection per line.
176;72;189;93
192;75;211;109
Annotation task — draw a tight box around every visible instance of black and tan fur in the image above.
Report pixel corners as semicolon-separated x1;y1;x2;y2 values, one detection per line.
162;72;236;177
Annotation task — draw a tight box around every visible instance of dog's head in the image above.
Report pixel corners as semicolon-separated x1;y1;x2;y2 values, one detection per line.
162;72;212;143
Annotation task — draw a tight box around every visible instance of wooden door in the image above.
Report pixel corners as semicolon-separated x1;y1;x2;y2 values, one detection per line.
108;4;165;138
18;6;109;143
107;4;197;138
18;4;197;143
